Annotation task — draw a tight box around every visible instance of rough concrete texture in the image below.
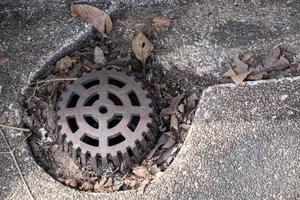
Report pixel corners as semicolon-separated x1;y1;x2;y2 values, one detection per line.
1;0;300;199
3;77;300;200
156;0;300;75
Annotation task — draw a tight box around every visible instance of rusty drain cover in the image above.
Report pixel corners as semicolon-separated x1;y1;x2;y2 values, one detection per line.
56;68;155;169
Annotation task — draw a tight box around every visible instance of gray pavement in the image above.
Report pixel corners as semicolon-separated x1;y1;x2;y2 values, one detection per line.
1;0;300;199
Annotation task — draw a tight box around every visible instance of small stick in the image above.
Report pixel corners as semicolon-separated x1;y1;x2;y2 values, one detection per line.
0;129;35;200
29;78;77;86
0;124;31;132
12;132;32;152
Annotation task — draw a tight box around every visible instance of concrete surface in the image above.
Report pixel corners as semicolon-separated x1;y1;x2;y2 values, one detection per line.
1;0;300;199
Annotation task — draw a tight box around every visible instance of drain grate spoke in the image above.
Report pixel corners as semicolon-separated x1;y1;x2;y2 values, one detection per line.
57;68;155;169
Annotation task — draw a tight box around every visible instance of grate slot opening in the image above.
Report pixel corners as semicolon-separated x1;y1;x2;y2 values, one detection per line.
108;133;125;146
67;93;79;108
84;94;99;106
128;91;140;106
67;117;79;133
127;115;140;132
81;134;99;147
82;79;99;89
108;115;123;129
108;77;125;88
108;92;123;105
84;116;99;129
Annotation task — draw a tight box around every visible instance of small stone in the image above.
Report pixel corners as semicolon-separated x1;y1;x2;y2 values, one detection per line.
94;46;107;65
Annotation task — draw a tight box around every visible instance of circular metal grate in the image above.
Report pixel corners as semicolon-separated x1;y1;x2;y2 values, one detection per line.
56;68;155;169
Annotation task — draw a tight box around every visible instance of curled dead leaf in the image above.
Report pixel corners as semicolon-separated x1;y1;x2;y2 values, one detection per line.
70;4;112;36
260;45;290;71
152;15;171;29
137;180;149;194
56;56;77;71
233;54;249;74
160;94;185;116
65;178;78;188
149;165;161;175
132;32;154;65
124;178;138;188
132;166;152;179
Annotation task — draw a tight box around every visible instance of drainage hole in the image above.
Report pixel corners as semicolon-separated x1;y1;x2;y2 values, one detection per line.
108;92;123;105
99;106;108;114
84;116;99;129
127;115;140;132
67;117;79;133
108;115;123;129
128;91;140;106
108;77;125;88
82;79;100;89
108;133;125;146
81;134;99;147
67;93;79;108
84;94;99;106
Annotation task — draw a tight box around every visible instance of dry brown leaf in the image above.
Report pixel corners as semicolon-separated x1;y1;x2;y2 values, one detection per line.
146;134;168;159
104;177;113;187
231;71;252;85
94;181;104;192
65;178;78;188
124;178;138;188
162;137;175;149
242;53;252;62
149;165;161;175
70;4;112;35
170;114;178;130
94;46;107;65
224;67;253;85
224;68;237;77
156;146;178;165
132;32;154;65
132;166;152;179
160;94;185;116
152;16;171;29
56;56;77;71
80;181;94;190
0;57;9;64
233;54;249;74
137;180;149;194
259;45;290;72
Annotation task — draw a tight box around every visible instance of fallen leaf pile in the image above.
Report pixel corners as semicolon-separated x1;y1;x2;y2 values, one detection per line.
225;45;291;84
70;4;112;36
20;3;201;194
132;32;154;65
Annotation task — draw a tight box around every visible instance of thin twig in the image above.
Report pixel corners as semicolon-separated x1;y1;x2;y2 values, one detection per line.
0;124;31;132
274;105;300;115
12;132;32;152
0;128;35;200
29;78;77;86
